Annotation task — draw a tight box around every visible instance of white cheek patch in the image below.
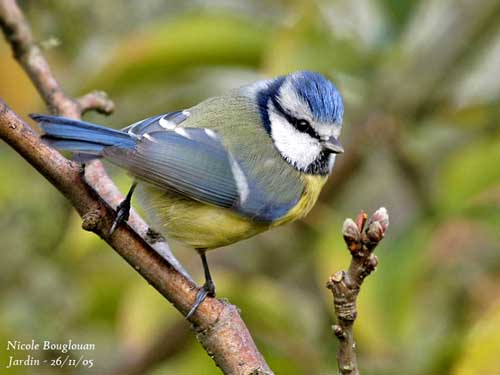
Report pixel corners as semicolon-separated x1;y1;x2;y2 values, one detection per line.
269;110;322;171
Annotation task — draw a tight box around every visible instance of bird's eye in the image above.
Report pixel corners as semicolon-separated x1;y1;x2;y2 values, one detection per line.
296;119;311;132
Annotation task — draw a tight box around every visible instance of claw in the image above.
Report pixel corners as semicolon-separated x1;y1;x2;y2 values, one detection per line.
109;182;137;236
185;249;216;319
109;199;131;235
185;282;215;319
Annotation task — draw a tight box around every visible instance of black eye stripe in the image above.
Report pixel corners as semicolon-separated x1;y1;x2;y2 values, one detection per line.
293;118;318;139
270;96;320;139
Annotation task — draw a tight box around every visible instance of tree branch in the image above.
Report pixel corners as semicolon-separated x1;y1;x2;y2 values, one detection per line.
0;1;272;373
326;208;389;375
76;90;115;115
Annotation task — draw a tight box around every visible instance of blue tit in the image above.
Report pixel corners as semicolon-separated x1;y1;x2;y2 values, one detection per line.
31;70;345;317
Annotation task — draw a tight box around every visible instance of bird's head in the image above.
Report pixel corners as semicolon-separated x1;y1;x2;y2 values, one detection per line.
256;71;344;175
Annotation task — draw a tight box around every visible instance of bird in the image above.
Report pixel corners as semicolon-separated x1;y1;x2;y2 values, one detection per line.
30;70;345;318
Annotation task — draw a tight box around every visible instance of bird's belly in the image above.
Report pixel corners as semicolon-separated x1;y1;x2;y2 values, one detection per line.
137;185;269;250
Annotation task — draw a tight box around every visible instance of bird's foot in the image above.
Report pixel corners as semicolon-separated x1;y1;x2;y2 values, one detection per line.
186;280;216;319
109;198;132;235
109;182;137;235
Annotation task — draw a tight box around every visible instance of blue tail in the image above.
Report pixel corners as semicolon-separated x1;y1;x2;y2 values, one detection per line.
30;114;136;157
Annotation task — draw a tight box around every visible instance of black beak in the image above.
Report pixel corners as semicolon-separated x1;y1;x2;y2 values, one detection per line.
322;136;344;154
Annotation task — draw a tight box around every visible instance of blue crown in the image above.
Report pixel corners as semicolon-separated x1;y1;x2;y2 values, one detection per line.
289;71;344;124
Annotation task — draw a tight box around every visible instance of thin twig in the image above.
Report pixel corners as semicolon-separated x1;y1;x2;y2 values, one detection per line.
0;1;272;373
326;208;389;375
76;90;115;115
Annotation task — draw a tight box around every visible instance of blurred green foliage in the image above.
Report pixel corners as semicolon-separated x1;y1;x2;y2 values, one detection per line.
1;0;500;374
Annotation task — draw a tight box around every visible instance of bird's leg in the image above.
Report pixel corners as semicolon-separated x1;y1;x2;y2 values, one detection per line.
186;249;216;319
109;181;137;235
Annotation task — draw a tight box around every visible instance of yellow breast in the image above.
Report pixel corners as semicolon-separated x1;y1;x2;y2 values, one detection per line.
138;186;269;250
271;174;328;226
138;174;327;250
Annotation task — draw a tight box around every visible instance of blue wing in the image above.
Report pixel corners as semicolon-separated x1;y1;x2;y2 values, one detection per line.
105;128;240;209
